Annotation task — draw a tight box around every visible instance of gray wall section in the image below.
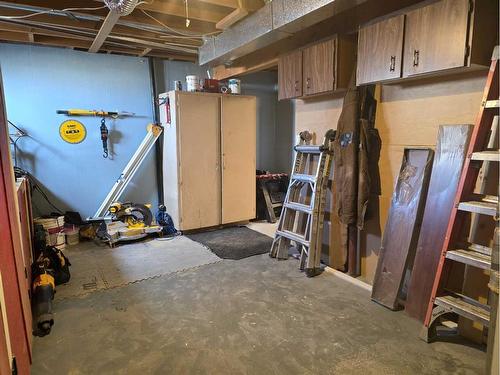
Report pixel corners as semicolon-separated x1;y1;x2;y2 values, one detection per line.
162;60;209;91
241;71;293;173
0;43;157;218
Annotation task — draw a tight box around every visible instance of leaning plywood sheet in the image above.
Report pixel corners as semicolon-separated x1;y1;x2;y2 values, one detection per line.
405;125;472;321
371;148;433;310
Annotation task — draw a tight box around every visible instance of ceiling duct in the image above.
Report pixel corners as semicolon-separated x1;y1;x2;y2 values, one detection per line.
199;0;367;66
103;0;139;16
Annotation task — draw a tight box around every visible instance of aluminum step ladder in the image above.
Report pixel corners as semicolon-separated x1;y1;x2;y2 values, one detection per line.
421;47;499;341
90;124;163;219
269;129;335;277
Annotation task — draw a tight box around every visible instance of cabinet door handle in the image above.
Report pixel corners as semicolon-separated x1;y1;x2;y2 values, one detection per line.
389;56;396;72
306;78;310;90
413;49;419;67
294;80;299;91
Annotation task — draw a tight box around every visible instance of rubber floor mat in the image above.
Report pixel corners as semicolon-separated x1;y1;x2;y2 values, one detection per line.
187;226;273;260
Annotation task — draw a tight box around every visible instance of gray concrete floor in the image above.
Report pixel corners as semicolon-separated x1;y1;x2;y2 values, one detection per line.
32;237;485;375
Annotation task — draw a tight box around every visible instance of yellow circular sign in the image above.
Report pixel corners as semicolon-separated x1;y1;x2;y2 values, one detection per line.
59;120;86;144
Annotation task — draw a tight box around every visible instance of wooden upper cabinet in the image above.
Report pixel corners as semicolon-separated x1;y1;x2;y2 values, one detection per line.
303;39;335;96
403;0;470;77
356;0;498;84
278;50;302;100
357;15;405;85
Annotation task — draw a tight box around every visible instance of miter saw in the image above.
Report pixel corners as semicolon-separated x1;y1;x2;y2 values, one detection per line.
98;202;162;246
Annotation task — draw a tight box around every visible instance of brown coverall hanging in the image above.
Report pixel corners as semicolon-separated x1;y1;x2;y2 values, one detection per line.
332;75;381;232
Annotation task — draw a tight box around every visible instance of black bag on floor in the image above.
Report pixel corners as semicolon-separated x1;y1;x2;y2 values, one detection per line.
40;246;71;285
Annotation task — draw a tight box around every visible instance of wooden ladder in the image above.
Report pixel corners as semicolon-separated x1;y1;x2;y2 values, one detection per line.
269;129;335;277
422;47;499;341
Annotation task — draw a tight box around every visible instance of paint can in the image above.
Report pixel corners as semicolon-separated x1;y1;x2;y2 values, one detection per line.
186;75;200;92
228;78;241;94
174;80;182;91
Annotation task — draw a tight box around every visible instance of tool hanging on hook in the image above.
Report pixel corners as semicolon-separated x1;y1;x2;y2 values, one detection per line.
100;117;109;158
57;108;136;158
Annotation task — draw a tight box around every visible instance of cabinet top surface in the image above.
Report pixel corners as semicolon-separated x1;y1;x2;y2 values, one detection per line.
160;91;256;100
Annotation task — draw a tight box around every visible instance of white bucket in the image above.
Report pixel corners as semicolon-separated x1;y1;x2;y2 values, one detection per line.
228;78;241;94
186;75;200;92
65;225;80;246
34;216;65;250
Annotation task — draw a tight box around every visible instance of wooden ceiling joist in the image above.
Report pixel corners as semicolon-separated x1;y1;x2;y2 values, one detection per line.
215;7;248;30
0;0;264;60
139;47;151;57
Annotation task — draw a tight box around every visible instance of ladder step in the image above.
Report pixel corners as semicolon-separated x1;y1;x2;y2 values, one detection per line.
275;230;309;246
458;200;498;216
445;249;491;269
485;99;499;109
284;202;312;214
471;150;500;161
294;145;322;154
468;243;492;256
434;294;490;326
291;173;317;183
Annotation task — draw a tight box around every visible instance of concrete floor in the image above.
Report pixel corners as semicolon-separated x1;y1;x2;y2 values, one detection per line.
32;233;485;374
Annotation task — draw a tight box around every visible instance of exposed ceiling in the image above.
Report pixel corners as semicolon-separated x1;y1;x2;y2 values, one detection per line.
0;0;265;61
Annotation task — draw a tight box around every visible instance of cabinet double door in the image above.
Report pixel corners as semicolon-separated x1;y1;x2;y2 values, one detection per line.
177;94;256;230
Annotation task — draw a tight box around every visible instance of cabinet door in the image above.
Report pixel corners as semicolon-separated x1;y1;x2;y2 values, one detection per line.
303;39;335;96
403;0;470;77
177;94;221;230
278;50;302;100
357;15;405;84
221;96;256;224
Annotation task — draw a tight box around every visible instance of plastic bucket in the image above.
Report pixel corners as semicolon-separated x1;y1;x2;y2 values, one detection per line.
34;216;65;250
65;225;80;246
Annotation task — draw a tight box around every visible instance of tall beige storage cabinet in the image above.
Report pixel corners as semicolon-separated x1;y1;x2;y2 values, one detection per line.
159;91;256;231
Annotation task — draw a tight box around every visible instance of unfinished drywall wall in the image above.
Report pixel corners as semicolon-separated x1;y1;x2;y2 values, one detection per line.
0;43;156;218
294;71;487;283
241;71;293;173
163;60;209;92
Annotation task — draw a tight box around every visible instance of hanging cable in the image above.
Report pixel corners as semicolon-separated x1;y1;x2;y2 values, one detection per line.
0;5;107;19
185;0;190;28
14;167;64;214
140;9;221;38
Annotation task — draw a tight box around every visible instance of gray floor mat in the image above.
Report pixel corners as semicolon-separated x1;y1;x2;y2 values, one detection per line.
187;226;273;260
56;236;221;299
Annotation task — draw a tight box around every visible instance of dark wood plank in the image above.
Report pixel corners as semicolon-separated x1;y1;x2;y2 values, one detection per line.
403;0;470;77
0;67;31;373
357;14;404;85
303;38;334;96
371;148;434;310
405;125;472;322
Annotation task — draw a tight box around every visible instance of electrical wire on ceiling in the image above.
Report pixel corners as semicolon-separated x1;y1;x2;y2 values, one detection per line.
140;9;221;38
0;5;107;19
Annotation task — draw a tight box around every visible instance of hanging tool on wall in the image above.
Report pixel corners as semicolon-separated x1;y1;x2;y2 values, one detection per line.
100;117;109;158
56;109;136;158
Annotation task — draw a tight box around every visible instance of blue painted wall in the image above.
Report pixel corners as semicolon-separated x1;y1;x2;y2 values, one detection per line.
0;43;158;218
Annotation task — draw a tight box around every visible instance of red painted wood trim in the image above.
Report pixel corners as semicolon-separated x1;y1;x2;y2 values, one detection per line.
0;68;31;373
